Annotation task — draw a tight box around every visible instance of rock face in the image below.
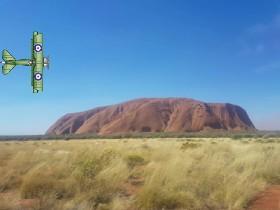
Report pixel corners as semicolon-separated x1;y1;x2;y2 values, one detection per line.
46;98;255;135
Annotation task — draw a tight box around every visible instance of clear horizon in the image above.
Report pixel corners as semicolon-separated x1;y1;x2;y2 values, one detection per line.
0;0;279;134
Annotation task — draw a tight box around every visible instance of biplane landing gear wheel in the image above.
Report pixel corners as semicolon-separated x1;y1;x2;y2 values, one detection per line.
34;73;42;81
34;44;42;52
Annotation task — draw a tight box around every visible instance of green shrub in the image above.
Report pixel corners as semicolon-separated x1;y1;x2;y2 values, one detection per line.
180;142;201;150
125;154;145;168
21;173;67;199
137;189;188;210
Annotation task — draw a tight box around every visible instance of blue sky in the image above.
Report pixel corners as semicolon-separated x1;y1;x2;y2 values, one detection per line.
0;0;279;134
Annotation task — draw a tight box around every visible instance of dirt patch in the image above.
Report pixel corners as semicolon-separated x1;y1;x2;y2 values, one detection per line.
17;198;40;209
248;185;280;210
0;191;39;210
121;165;145;197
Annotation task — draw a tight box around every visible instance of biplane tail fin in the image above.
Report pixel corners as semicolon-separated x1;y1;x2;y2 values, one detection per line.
2;50;16;75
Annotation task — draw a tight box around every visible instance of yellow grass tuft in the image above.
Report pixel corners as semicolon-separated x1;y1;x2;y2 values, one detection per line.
0;138;279;209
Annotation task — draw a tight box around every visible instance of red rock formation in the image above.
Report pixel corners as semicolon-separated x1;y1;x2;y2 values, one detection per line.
46;98;255;135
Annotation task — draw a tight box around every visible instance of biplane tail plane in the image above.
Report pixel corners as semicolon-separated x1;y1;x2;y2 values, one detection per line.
2;50;16;75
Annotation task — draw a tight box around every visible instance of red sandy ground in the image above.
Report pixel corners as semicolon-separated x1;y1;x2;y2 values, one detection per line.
1;184;280;210
0;191;39;209
248;185;280;210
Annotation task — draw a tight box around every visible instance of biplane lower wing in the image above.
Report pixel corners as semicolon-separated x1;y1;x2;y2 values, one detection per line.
32;64;43;93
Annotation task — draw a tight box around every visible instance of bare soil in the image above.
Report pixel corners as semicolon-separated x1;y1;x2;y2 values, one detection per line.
248;185;280;210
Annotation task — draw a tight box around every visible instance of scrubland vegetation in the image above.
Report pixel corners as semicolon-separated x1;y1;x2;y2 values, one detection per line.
0;138;280;210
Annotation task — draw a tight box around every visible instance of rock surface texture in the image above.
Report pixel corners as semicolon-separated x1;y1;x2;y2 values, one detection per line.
46;98;255;135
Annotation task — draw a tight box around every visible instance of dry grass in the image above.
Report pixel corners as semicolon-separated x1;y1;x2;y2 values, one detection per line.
0;138;279;210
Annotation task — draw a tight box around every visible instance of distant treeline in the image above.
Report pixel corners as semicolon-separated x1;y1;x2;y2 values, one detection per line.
0;131;280;141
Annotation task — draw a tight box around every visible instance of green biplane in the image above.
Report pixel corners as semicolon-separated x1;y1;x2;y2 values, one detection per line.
0;32;49;93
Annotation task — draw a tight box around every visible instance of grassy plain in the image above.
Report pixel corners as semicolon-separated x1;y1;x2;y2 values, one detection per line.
0;138;279;210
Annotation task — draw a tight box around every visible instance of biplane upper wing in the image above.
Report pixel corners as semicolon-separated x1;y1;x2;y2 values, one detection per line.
32;32;44;93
